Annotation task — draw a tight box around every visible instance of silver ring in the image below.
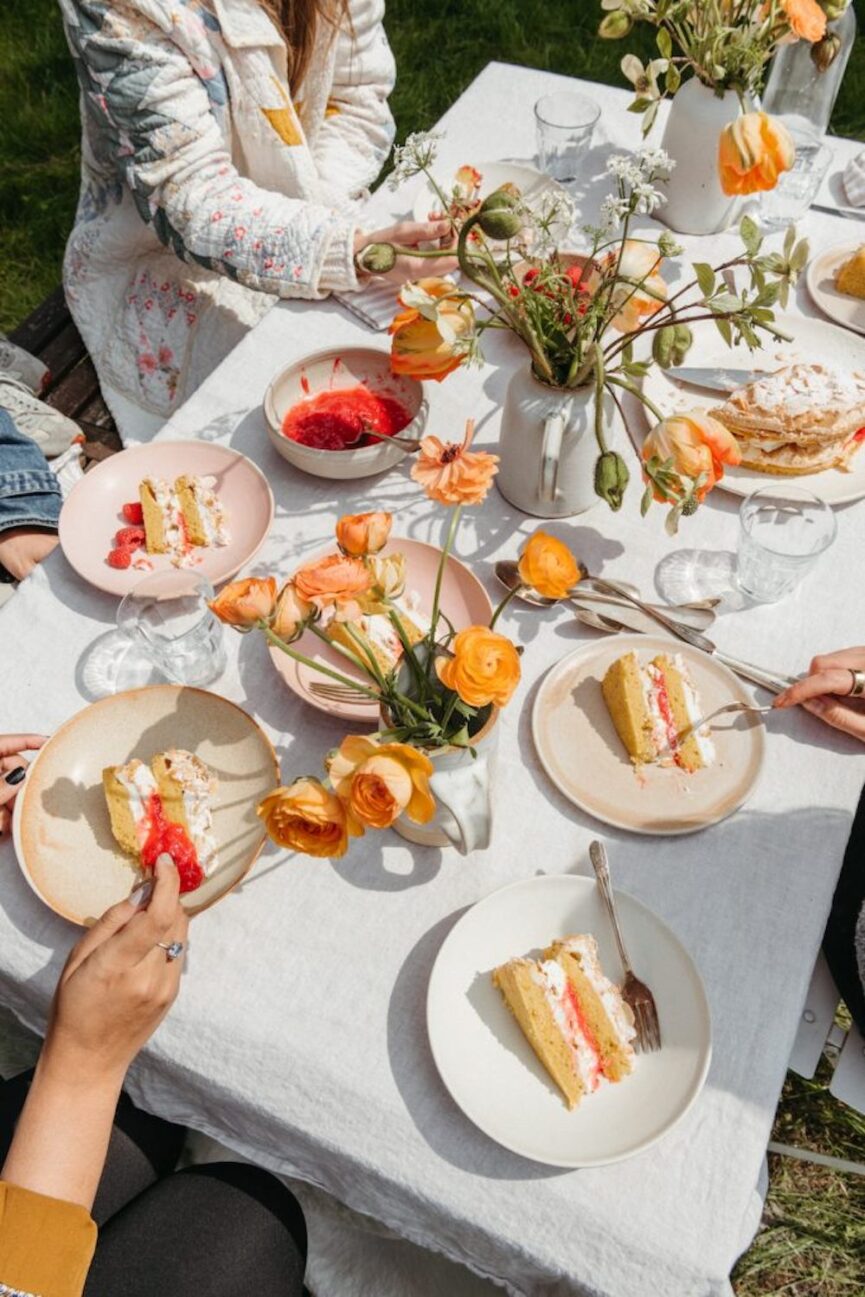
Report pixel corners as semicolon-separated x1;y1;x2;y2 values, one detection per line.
156;940;185;961
848;670;865;697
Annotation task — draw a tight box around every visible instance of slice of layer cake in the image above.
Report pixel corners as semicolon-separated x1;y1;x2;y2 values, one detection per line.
493;934;636;1110
174;475;230;548
139;476;229;559
602;650;715;773
152;748;219;877
835;246;865;300
326;594;429;675
103;758;160;857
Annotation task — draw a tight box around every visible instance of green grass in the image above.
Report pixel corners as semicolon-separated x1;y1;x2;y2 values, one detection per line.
2;5;865;1290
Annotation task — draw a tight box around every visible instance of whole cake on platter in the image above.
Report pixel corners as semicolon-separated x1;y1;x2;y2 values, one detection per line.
103;748;218;893
602;650;715;774
709;363;865;476
493;933;636;1110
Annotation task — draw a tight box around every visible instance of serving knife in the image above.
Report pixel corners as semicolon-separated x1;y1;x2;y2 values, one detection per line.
663;365;769;395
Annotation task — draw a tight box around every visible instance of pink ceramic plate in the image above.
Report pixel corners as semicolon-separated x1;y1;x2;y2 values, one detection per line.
60;441;274;596
270;537;494;721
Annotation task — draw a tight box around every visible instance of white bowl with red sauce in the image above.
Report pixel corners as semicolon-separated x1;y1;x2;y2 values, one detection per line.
263;347;428;480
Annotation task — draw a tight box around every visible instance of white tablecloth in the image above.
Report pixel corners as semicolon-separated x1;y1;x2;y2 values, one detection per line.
2;64;865;1297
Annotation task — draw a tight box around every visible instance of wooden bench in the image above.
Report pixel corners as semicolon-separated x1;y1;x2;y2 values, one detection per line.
9;287;123;463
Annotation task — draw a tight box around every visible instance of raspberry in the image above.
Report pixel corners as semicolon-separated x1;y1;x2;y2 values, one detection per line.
107;547;132;569
115;526;146;548
122;502;144;524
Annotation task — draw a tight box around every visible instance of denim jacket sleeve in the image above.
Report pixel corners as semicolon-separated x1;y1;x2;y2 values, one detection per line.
0;409;62;534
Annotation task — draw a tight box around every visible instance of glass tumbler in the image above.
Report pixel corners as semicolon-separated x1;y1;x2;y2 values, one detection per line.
117;570;227;687
759;125;832;229
736;485;837;604
534;91;600;183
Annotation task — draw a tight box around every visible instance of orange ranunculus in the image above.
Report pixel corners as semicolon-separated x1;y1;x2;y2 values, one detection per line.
294;553;371;614
257;778;361;858
600;240;668;333
718;112;796;196
436;626;521;708
335;511;392;558
782;0;827;41
209;576;277;628
518;531;581;599
642;412;742;501
410;418;499;506
327;735;435;829
271;581;313;641
389;278;475;381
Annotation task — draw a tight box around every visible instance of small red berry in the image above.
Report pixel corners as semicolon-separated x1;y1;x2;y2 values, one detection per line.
122;502;144;524
115;526;146;548
107;548;132;569
507;284;520;298
563;312;573;325
522;267;539;285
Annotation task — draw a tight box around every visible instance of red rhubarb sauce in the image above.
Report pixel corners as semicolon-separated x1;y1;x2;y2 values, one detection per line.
280;384;412;451
141;793;204;893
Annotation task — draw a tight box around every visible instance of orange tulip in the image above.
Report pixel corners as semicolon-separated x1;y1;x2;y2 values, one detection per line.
257;778;360;858
209;576;277;628
782;0;827;42
642;412;741;502
271;581;313;641
518;531;581;599
410;418;499;506
718;112;795;196
327;735;435;828
436;626;521;708
389;278;475;381
335;511;392;558
294;553;371;614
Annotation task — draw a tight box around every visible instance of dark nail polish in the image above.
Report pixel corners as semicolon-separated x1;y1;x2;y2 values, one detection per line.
4;767;25;786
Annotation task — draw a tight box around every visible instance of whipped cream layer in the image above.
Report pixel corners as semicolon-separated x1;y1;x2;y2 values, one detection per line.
188;475;230;547
147;477;186;554
557;936;636;1051
164;749;219;875
115;760;159;848
532;959;602;1094
642;655;715;768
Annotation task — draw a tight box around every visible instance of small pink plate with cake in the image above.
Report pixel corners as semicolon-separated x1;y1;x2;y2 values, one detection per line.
60;441;274;596
427;872;711;1167
269;537;493;721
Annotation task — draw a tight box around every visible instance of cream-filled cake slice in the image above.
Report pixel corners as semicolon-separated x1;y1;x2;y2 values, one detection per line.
602;650;715;773
151;748;219;877
102;758;161;857
174;475;230;549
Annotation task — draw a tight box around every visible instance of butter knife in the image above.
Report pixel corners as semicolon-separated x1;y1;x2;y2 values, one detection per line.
664;365;769;394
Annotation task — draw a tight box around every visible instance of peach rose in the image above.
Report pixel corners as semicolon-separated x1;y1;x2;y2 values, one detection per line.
782;0;827;41
335;511;392;558
518;531;581;599
294;553;372;613
642;412;741;501
410;418;499;506
271;581;313;641
209;577;277;628
257;778;360;858
599;240;668;333
718;113;795;196
436;626;521;708
389;278;475;381
327;735;435;829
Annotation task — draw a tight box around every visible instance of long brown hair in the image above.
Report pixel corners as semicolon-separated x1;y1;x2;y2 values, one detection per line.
258;0;350;90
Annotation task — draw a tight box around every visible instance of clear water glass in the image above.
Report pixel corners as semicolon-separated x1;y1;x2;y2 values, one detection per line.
759;118;832;229
736;485;837;603
534;92;600;182
117;570;227;687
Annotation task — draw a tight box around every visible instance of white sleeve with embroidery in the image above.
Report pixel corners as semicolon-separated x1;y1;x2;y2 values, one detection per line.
309;0;396;207
64;0;358;297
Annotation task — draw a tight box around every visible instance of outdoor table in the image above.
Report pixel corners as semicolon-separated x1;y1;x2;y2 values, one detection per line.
2;63;865;1297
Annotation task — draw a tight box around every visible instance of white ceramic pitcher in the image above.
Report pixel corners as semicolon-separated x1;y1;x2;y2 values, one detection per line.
659;78;751;236
496;363;619;518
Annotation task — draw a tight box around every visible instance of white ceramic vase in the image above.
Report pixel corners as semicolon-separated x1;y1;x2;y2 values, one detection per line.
659;78;750;236
496;363;620;519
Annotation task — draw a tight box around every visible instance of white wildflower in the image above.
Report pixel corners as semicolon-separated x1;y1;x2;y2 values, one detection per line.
632;180;664;214
387;130;442;189
599;194;631;229
637;145;674;178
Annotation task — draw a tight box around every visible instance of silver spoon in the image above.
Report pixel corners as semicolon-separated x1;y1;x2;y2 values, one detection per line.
494;560;718;633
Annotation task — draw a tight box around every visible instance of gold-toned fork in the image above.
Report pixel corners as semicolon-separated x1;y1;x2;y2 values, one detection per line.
588;840;661;1054
309;681;379;706
656;700;774;761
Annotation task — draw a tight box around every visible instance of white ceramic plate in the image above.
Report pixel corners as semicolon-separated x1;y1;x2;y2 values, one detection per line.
427;872;712;1167
806;242;865;337
641;314;865;505
411;161;565;227
531;634;765;836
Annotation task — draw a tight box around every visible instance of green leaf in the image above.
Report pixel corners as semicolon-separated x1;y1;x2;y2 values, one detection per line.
628;98;654;113
791;238;810;273
665;63;681;95
665;505;683;537
641;482;654;517
739;213;762;257
693;262;716;298
783;225;796;258
656;27;673;59
642;100;660;136
714;317;733;347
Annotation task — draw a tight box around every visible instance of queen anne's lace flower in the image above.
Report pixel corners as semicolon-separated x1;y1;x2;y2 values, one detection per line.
387;130;442;188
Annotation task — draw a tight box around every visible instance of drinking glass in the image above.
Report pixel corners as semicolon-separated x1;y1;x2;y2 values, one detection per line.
117;570;227;686
736;485;837;603
759;120;832;229
534;92;600;183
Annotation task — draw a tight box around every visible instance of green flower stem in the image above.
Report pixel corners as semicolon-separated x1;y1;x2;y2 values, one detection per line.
606;374;665;424
489;582;522;631
420;165;459;235
426;504;462;680
259;623;382;700
593;343;608;455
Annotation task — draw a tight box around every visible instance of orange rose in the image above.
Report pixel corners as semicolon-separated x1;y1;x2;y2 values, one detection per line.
209;576;277;628
294;553;371;613
271;581;313;641
389;278;475;381
642;412;741;502
518;531;581;599
782;0;827;41
327;735;435;828
436;626;521;708
410;418;499;506
718;113;796;196
257;778;361;858
335;511;392;558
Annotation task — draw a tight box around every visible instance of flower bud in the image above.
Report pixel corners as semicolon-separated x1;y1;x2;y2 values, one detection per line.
356;242;396;274
811;33;841;72
594;451;630;511
652;323;693;368
599;10;631;38
476;188;523;240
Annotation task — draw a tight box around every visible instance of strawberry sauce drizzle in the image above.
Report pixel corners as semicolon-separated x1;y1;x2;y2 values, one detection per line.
280;385;412;451
140;792;204;893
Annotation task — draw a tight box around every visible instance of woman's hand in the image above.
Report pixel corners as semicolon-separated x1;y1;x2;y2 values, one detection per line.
0;526;59;581
0;733;47;837
774;648;865;743
354;219;459;284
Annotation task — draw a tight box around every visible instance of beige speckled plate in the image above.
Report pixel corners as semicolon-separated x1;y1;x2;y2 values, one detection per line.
532;634;765;836
806;241;865;338
12;686;279;925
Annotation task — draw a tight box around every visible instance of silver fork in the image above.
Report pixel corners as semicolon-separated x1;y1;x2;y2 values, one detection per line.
588;840;661;1054
656;701;774;761
309;681;379;706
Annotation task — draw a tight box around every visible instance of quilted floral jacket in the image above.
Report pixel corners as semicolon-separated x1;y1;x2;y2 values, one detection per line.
58;0;396;435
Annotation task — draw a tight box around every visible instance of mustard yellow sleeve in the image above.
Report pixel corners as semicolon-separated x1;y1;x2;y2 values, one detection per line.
0;1182;96;1297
